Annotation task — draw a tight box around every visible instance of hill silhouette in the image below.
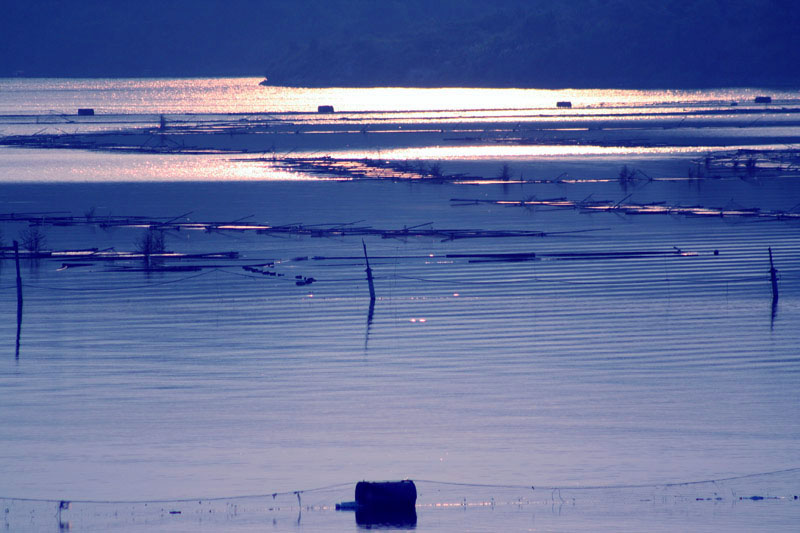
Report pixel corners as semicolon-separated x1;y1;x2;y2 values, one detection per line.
2;0;798;88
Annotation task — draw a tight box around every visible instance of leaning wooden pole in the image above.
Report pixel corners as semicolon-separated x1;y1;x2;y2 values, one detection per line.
769;247;779;301
362;240;376;301
14;240;23;358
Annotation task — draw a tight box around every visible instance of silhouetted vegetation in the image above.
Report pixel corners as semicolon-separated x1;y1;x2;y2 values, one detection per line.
2;0;799;88
618;165;637;184
19;227;46;253
428;162;444;179
135;229;166;264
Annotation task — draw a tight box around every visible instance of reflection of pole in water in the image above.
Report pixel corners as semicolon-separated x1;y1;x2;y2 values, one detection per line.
14;241;23;360
364;298;375;351
771;298;778;331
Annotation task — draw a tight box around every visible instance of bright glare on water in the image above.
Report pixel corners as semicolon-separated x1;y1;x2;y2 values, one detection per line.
2;77;799;114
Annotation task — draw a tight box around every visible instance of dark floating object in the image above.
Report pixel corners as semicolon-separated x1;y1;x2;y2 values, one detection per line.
754;96;772;104
336;501;359;510
77;108;94;116
258;77;270;86
447;251;537;263
556;101;572;108
356;480;416;510
242;263;279;277
317;105;335;113
337;480;417;528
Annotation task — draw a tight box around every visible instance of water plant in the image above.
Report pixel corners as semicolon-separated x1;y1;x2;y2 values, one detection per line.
498;163;513;181
618;165;638;183
135;228;166;264
19;227;46;254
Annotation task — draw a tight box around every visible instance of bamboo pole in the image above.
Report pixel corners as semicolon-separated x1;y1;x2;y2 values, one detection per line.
14;241;22;359
769;247;779;301
362;240;376;302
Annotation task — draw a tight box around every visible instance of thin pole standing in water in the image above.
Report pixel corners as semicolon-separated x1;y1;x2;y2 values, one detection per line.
362;240;376;302
769;247;779;330
769;247;779;302
14;240;23;359
362;240;376;350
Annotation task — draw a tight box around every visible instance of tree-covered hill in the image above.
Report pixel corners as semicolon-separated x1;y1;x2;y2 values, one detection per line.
2;0;798;88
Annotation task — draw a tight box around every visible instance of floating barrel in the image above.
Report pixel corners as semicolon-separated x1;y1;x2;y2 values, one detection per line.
77;108;95;116
333;480;418;527
355;480;416;510
556;101;572;108
317;105;335;113
754;96;772;104
354;480;417;527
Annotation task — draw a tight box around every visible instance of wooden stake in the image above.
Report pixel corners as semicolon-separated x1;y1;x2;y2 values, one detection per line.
769;247;779;301
14;240;23;359
362;240;376;301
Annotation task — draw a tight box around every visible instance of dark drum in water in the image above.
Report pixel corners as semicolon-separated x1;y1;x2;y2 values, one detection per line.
355;480;417;510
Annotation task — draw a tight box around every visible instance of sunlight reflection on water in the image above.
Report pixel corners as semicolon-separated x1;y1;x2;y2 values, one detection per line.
0;148;339;182
335;144;784;161
2;77;799;115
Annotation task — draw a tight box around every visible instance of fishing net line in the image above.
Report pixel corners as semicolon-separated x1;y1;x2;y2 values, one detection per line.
3;468;798;531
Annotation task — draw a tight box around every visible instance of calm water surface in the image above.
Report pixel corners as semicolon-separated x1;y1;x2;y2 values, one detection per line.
1;79;799;531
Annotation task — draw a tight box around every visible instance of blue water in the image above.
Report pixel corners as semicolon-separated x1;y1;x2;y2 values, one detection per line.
1;80;799;531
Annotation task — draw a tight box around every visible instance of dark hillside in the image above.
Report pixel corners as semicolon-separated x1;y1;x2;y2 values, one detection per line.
2;0;798;88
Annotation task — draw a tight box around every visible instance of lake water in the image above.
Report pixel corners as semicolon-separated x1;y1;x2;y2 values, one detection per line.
1;78;799;531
